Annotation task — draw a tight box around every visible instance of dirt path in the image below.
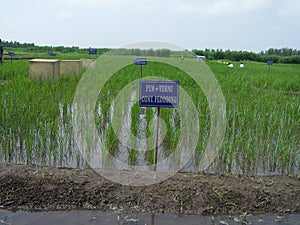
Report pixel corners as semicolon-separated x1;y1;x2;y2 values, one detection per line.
0;163;299;215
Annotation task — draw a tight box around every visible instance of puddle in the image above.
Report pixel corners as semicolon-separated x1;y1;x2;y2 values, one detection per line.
0;210;299;225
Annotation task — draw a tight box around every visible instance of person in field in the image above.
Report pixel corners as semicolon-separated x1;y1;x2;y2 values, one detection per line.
0;39;3;63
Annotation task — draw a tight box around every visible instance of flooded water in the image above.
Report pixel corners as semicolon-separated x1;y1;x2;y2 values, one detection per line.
0;210;299;225
0;88;299;176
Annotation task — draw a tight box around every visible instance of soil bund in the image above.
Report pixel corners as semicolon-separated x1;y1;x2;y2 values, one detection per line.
0;163;299;215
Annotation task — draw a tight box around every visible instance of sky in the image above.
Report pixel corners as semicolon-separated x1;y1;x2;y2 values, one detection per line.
2;0;300;52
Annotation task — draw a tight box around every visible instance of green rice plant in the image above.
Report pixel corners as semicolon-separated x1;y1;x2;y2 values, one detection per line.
145;108;155;164
131;102;140;140
208;60;299;175
105;124;119;156
0;60;29;80
94;58;299;175
128;149;138;165
0;62;81;166
0;56;298;176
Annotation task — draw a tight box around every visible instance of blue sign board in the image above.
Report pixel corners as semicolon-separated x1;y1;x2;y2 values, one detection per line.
89;48;97;54
134;58;147;65
267;60;273;65
48;50;53;55
139;80;179;108
8;52;14;57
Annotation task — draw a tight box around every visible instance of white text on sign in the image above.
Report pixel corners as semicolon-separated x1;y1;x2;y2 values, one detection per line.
140;80;179;108
145;85;174;93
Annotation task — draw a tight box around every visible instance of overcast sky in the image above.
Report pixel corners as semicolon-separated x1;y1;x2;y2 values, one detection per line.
2;0;300;52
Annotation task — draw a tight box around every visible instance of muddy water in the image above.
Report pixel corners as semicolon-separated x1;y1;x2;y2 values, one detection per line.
0;89;298;175
0;210;299;225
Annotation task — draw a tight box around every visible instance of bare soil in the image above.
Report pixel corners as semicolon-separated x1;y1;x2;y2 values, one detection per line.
0;163;299;215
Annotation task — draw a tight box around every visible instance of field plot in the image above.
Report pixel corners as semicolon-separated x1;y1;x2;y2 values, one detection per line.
0;57;299;176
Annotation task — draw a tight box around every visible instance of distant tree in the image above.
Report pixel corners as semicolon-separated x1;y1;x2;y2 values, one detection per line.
128;48;141;56
192;47;300;64
146;48;155;56
280;56;300;64
3;40;34;48
156;49;171;57
212;50;225;60
192;49;210;58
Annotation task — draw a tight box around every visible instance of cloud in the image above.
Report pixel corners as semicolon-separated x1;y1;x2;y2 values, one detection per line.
210;0;271;15
65;0;103;8
58;11;74;19
64;0;157;12
279;0;300;21
62;0;273;19
173;0;272;16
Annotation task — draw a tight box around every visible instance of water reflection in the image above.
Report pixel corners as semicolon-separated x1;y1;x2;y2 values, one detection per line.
0;210;299;225
0;92;299;176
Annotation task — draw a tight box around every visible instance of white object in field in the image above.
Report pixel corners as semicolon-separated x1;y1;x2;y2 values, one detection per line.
197;55;206;62
240;63;245;68
228;63;234;68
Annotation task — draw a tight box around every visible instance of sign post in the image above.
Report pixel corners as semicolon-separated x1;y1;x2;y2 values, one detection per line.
139;80;179;170
134;58;147;78
89;48;97;56
154;106;160;171
8;52;14;63
267;60;273;73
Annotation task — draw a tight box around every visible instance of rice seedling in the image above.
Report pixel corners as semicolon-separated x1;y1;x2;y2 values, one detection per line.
0;60;81;166
0;57;299;176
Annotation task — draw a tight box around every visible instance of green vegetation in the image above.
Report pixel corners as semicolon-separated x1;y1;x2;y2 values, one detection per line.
2;40;300;63
0;60;29;80
0;61;81;166
208;61;299;174
95;59;299;174
2;40;109;55
193;48;300;64
0;53;299;175
1;40;109;60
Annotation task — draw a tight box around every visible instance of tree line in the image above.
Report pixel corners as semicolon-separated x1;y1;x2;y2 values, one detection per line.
192;48;300;64
2;40;109;54
110;48;171;57
2;40;300;63
2;40;172;57
2;40;35;48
